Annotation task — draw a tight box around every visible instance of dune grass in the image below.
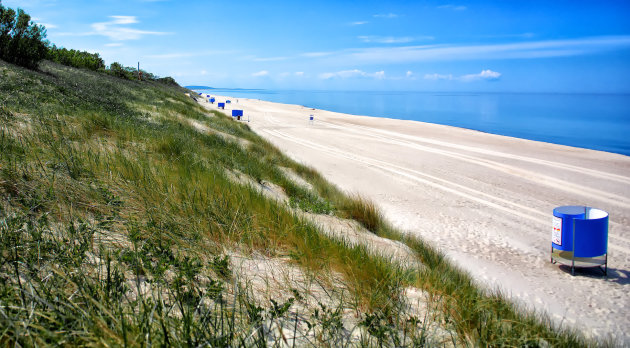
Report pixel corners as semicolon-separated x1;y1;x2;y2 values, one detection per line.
0;59;603;346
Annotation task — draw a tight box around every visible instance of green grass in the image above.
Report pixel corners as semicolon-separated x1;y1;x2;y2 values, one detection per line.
0;59;604;346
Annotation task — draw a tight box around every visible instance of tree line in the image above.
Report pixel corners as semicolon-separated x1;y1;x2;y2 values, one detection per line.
0;2;48;69
1;1;178;86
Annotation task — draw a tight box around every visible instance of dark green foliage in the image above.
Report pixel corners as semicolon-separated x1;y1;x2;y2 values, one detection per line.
47;45;105;71
157;76;179;86
105;61;179;86
0;2;48;69
211;255;231;279
107;61;136;79
361;311;398;346
288;187;333;214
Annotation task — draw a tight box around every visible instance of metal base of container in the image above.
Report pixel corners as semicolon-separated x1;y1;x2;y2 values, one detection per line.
550;247;607;276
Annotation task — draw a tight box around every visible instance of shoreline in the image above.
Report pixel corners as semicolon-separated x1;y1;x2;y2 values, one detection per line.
191;89;630;157
199;93;630;344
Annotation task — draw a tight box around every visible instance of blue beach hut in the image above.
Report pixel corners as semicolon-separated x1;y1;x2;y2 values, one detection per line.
232;110;243;120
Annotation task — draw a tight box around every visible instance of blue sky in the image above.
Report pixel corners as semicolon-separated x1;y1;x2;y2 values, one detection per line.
4;0;630;92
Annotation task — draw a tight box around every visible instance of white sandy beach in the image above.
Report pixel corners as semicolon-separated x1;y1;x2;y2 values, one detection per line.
201;95;630;344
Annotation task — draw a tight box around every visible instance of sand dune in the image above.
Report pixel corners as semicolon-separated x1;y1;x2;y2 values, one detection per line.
200;95;630;344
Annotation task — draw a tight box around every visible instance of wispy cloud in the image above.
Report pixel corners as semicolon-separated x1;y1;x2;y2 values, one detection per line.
252;70;269;77
373;13;398;19
145;50;234;59
349;21;368;26
341;36;630;63
252;56;289;62
59;15;170;40
301;51;333;58
39;22;57;29
104;42;123;47
358;36;413;44
437;4;467;11
424;73;454;80
358;35;434;44
277;71;306;78
319;69;385;80
461;69;501;81
91;16;169;40
31;17;57;29
424;69;501;81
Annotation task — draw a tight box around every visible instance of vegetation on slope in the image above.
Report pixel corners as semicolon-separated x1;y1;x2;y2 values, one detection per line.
0;59;602;345
1;1;177;86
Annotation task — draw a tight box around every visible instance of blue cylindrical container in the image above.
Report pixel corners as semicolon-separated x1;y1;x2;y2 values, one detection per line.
552;206;608;257
552;206;585;251
574;209;608;257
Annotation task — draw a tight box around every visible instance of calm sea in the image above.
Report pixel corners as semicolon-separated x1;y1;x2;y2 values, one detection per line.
193;89;630;156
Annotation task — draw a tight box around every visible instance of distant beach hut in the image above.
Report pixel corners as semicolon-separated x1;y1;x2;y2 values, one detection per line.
218;102;225;109
226;100;231;104
198;92;202;95
232;110;243;120
309;114;314;124
210;97;215;104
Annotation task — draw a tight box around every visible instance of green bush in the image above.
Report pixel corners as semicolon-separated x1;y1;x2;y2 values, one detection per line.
107;61;136;79
157;76;179;86
105;61;179;86
47;45;105;71
0;2;48;69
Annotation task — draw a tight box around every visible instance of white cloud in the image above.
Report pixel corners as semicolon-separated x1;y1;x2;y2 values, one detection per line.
350;21;368;26
359;36;414;44
90;15;170;41
108;15;137;25
31;17;57;29
301;51;332;58
275;72;305;78
200;70;207;75
252;70;269;77
104;43;123;47
406;71;414;78
373;13;398;19
438;4;467;11
319;69;385;80
40;22;57;29
424;69;501;81
424;73;454;80
460;69;501;81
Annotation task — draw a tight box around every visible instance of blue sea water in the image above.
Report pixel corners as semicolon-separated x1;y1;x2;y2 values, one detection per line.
193;89;630;156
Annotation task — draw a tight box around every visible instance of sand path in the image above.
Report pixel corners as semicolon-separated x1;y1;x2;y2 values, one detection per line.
201;96;630;344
